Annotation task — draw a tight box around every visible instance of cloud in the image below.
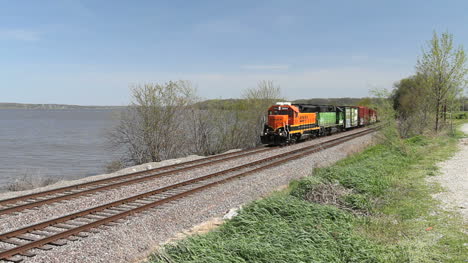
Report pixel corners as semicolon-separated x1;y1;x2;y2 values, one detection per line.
0;29;41;41
241;64;290;70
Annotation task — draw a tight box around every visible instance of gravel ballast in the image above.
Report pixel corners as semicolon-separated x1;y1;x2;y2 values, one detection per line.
0;129;376;263
427;123;468;223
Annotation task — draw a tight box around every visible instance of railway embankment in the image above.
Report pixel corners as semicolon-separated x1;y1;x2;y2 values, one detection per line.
147;124;468;263
0;128;376;262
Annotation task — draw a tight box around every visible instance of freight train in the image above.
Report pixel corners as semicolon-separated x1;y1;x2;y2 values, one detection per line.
260;102;377;145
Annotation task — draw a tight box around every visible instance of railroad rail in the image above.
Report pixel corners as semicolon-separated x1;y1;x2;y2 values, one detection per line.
0;127;370;216
0;128;375;262
0;146;274;216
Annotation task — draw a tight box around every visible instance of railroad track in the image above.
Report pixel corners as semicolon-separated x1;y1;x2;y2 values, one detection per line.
0;146;274;216
0;127;370;217
0;128;375;262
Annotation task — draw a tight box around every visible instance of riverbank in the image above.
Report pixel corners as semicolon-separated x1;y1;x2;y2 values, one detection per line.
148;124;467;262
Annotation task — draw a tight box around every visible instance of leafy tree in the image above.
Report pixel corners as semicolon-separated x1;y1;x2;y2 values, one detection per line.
416;31;467;132
392;75;432;136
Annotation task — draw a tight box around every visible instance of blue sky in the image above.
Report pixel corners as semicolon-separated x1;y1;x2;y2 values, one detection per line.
1;0;467;105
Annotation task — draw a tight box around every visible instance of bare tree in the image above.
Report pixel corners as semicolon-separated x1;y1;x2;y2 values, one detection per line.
188;104;217;155
108;81;196;165
189;81;282;155
241;80;282;146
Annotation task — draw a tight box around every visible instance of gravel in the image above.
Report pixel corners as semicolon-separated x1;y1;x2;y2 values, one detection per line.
0;129;376;263
427;123;468;223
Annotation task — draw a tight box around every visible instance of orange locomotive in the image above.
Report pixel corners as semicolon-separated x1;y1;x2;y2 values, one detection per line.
260;102;319;145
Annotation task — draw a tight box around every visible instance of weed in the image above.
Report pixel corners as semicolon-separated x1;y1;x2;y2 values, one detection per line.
4;173;61;192
149;196;391;263
105;160;125;173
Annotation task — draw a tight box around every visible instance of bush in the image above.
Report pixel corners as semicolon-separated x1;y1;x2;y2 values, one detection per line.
4;174;61;192
453;112;467;119
106;160;125;173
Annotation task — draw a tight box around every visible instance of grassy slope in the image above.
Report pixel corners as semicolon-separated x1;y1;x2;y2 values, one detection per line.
148;123;467;263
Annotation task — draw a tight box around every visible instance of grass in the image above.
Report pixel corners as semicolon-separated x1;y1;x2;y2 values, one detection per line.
151;196;387;263
147;122;468;263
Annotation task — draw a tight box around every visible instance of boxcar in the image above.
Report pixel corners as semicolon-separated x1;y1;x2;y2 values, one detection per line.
358;106;370;126
342;106;358;129
295;104;344;133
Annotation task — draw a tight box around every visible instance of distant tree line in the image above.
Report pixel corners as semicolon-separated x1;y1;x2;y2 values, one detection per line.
293;97;365;106
196;97;369;111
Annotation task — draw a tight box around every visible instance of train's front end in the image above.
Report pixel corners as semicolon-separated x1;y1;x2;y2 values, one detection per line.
260;102;296;145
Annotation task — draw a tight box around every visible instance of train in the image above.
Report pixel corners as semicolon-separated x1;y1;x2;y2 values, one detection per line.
260;102;377;145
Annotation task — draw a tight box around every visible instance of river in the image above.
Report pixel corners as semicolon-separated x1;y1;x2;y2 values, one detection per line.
0;109;122;189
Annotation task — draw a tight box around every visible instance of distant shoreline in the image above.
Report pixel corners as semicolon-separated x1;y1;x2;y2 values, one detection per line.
0;103;125;110
0;97;371;110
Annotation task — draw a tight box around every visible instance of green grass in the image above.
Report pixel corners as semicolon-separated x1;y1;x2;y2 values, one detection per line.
148;124;468;263
151;197;388;263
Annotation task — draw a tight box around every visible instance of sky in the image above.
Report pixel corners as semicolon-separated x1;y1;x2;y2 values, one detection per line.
1;0;467;105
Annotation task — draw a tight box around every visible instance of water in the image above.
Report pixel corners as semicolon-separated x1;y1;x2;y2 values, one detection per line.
0;109;122;188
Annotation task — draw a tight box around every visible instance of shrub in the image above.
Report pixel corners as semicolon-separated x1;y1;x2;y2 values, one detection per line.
106;160;125;173
4;174;61;192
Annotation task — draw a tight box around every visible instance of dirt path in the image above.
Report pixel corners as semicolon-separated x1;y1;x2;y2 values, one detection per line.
429;123;468;223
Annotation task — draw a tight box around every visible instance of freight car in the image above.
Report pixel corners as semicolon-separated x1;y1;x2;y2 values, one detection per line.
358;106;378;126
260;102;377;145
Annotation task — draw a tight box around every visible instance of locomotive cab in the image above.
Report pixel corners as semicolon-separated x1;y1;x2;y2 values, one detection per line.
261;103;297;145
267;104;296;130
261;102;318;145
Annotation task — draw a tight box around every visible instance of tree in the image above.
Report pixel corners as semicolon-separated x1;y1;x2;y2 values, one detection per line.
392;75;433;136
196;80;282;153
416;31;467;132
241;80;282;146
108;81;196;165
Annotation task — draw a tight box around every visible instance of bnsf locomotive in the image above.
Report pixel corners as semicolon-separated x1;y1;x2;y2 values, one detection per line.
260;102;377;145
